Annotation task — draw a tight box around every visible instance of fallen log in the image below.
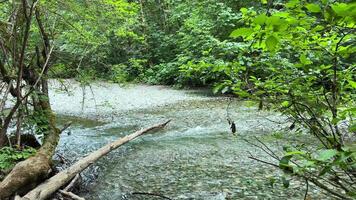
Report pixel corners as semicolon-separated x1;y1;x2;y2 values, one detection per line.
20;120;171;200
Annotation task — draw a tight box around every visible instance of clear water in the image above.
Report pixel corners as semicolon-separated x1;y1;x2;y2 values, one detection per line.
50;81;325;200
54;90;327;199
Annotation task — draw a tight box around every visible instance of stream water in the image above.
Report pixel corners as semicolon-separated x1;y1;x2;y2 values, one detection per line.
51;80;328;200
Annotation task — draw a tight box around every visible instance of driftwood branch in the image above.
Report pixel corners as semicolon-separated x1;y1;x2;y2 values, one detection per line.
57;174;84;200
59;190;85;200
20;120;171;200
63;174;80;192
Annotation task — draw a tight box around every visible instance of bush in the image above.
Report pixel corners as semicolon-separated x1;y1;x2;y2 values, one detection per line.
0;147;36;170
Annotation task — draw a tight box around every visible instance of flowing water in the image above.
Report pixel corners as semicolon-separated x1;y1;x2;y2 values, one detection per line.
51;80;327;200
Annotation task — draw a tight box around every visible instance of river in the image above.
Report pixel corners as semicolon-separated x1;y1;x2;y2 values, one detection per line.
50;80;327;200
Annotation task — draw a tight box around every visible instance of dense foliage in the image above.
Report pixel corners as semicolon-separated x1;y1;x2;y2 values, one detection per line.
224;1;355;198
46;0;257;85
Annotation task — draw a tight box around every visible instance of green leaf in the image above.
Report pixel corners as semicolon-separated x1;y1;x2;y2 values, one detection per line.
348;80;356;89
305;3;321;13
240;7;248;15
299;54;312;65
230;28;254;38
254;14;267;25
265;35;279;51
213;84;223;94
266;16;281;26
317;149;337;161
279;155;293;173
331;3;350;17
349;123;356;132
281;101;290;107
286;0;299;8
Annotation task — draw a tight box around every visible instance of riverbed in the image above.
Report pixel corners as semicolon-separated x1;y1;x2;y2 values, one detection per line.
50;80;328;200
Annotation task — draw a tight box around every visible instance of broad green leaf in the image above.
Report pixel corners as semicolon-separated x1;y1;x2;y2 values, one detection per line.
286;0;299;8
331;3;349;17
274;12;290;18
305;3;321;13
230;28;254;38
254;14;267;25
317;149;337;161
266;16;281;26
265;35;279;51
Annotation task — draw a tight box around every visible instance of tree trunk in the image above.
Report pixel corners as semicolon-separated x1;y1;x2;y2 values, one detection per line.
0;100;60;199
19;120;171;200
0;131;9;148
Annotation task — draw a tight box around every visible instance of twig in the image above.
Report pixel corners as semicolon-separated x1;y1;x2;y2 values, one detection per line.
254;136;280;160
304;179;309;200
64;174;80;192
247;152;279;168
242;138;279;160
59;190;85;200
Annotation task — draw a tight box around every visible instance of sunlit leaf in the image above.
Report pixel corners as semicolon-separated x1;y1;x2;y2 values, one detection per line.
230;28;254;38
305;3;321;13
254;14;267;25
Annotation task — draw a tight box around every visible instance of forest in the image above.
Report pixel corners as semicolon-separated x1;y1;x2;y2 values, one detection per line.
0;0;355;199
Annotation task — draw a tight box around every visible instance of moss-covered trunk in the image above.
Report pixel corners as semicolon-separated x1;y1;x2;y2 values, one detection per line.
0;97;60;199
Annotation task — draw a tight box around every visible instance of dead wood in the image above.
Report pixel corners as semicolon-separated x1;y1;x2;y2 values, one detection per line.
20;120;171;200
